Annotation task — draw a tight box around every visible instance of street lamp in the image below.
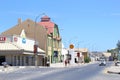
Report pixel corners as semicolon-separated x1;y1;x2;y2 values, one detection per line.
34;13;45;66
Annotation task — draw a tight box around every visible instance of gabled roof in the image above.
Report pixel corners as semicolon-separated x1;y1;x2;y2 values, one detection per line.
1;19;47;51
1;19;34;36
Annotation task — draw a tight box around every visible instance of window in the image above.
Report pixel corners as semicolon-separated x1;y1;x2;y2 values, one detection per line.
18;56;20;65
22;56;24;66
26;56;29;65
54;51;58;57
14;56;16;66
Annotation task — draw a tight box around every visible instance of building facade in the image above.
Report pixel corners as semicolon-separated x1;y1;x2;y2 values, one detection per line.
0;34;45;66
1;16;62;65
38;16;62;63
1;19;48;66
69;48;89;63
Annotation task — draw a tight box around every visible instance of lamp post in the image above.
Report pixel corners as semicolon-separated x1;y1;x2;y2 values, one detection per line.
34;13;45;66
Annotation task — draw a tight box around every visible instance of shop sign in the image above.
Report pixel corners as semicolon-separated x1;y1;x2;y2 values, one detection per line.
22;38;26;44
14;37;18;42
0;37;6;42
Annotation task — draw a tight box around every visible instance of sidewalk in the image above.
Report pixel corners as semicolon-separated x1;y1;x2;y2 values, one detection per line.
107;66;120;74
0;66;20;73
50;61;97;68
0;61;96;73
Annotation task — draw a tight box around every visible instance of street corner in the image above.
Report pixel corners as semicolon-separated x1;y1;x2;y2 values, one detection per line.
107;71;120;74
102;66;114;74
103;68;109;74
106;66;120;74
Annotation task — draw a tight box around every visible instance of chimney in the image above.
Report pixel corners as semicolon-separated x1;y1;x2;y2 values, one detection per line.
18;18;22;25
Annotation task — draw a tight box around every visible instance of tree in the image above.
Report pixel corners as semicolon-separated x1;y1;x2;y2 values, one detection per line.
117;40;120;60
117;40;120;50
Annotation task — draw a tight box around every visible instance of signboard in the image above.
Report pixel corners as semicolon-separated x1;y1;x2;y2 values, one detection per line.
69;44;74;49
22;38;26;44
14;37;18;42
0;37;6;42
34;44;38;53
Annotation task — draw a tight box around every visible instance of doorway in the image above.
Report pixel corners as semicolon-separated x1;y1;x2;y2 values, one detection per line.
0;56;5;65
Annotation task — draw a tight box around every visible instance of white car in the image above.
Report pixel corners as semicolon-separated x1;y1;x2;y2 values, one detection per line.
115;61;120;66
99;60;106;66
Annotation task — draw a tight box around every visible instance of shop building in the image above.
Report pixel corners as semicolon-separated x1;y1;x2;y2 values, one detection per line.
1;15;62;65
1;19;48;66
0;34;45;66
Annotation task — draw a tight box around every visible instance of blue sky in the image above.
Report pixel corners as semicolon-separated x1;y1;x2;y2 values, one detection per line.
0;0;120;51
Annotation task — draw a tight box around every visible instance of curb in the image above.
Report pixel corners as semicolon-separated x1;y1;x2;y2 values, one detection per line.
107;71;120;74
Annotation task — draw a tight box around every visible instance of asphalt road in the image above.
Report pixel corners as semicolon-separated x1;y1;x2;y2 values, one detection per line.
34;62;120;80
0;62;120;80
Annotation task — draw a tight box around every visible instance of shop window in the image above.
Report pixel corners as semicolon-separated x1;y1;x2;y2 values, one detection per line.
26;56;29;65
14;56;16;66
22;56;24;66
18;56;20;65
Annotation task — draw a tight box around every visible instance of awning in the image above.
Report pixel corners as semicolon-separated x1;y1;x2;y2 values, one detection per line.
0;42;45;55
23;52;45;56
20;45;45;53
0;42;21;51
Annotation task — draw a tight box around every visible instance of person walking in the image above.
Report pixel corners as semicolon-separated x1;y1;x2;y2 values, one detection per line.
65;60;67;67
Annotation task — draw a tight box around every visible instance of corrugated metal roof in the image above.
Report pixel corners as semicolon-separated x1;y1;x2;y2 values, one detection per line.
0;42;20;50
0;42;45;53
19;44;45;53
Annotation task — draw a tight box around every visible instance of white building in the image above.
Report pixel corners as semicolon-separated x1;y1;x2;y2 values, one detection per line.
61;43;88;64
61;43;68;62
0;35;45;66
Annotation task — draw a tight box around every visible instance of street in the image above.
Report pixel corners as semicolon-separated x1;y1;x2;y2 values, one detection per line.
0;62;120;80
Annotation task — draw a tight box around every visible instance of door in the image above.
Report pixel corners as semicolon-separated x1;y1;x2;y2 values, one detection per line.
0;56;5;65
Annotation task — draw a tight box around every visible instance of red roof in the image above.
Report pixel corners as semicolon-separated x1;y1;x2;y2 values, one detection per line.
38;16;55;34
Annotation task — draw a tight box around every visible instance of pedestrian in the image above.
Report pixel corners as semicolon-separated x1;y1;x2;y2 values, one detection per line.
65;60;67;67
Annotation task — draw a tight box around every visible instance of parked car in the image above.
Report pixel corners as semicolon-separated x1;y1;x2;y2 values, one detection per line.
2;62;9;68
115;61;120;66
99;59;106;66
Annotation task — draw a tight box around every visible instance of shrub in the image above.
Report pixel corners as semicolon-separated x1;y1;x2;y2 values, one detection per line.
84;57;91;63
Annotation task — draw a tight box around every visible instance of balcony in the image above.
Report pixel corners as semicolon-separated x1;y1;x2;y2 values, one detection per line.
53;36;57;39
57;37;61;41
